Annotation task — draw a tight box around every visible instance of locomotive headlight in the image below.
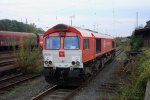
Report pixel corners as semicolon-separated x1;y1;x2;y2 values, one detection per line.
44;55;53;65
45;61;48;64
49;61;52;65
76;61;80;65
72;61;75;65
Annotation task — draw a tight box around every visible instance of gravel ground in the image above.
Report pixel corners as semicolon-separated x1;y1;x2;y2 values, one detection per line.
72;52;127;100
0;76;52;100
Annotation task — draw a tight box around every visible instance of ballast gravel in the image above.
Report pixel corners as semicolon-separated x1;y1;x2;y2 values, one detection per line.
0;76;52;100
72;52;127;100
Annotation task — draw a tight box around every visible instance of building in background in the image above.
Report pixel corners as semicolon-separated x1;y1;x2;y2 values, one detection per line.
134;20;150;48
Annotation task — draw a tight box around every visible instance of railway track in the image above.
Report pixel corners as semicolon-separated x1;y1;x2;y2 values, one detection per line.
0;51;18;73
0;73;23;83
0;54;15;60
95;48;124;94
115;48;124;57
31;48;124;100
0;73;40;90
0;58;16;66
32;85;78;100
32;76;98;100
0;51;13;54
96;82;124;93
31;75;97;100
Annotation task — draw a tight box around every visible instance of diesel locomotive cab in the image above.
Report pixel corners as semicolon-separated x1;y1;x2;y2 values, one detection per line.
43;24;83;84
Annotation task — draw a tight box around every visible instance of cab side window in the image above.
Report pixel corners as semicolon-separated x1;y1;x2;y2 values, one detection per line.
84;38;89;50
96;38;101;53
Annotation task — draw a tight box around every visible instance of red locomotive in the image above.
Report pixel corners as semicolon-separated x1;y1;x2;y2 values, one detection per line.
42;24;116;85
0;31;42;51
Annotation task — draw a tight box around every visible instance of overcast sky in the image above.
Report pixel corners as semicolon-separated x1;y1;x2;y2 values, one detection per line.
0;0;150;37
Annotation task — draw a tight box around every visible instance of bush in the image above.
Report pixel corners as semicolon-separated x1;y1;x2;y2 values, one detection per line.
15;38;43;73
130;32;143;50
121;41;131;51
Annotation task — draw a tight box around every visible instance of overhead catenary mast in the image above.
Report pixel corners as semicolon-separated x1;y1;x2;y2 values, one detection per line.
136;12;139;28
69;16;75;26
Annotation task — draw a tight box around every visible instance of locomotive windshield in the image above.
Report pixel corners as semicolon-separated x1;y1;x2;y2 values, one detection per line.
64;37;80;49
45;37;60;49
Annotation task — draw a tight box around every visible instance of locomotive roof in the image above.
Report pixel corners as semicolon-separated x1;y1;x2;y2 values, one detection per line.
44;24;114;39
75;27;114;39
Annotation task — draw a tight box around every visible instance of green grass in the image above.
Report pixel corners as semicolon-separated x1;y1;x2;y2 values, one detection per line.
113;48;150;100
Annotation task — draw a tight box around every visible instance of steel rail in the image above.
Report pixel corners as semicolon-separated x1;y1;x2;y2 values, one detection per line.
0;73;23;83
31;85;58;100
0;74;40;90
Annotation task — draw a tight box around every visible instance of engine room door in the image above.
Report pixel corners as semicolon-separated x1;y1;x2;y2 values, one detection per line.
95;38;101;53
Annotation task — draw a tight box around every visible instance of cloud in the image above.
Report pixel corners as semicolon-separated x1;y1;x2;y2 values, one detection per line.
0;0;150;37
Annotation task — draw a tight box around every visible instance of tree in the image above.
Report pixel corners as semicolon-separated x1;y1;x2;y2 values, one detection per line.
0;19;44;34
130;31;143;50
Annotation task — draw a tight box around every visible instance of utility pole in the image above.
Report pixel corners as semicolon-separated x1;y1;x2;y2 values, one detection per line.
26;18;28;32
93;25;95;31
136;12;138;28
69;16;75;26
